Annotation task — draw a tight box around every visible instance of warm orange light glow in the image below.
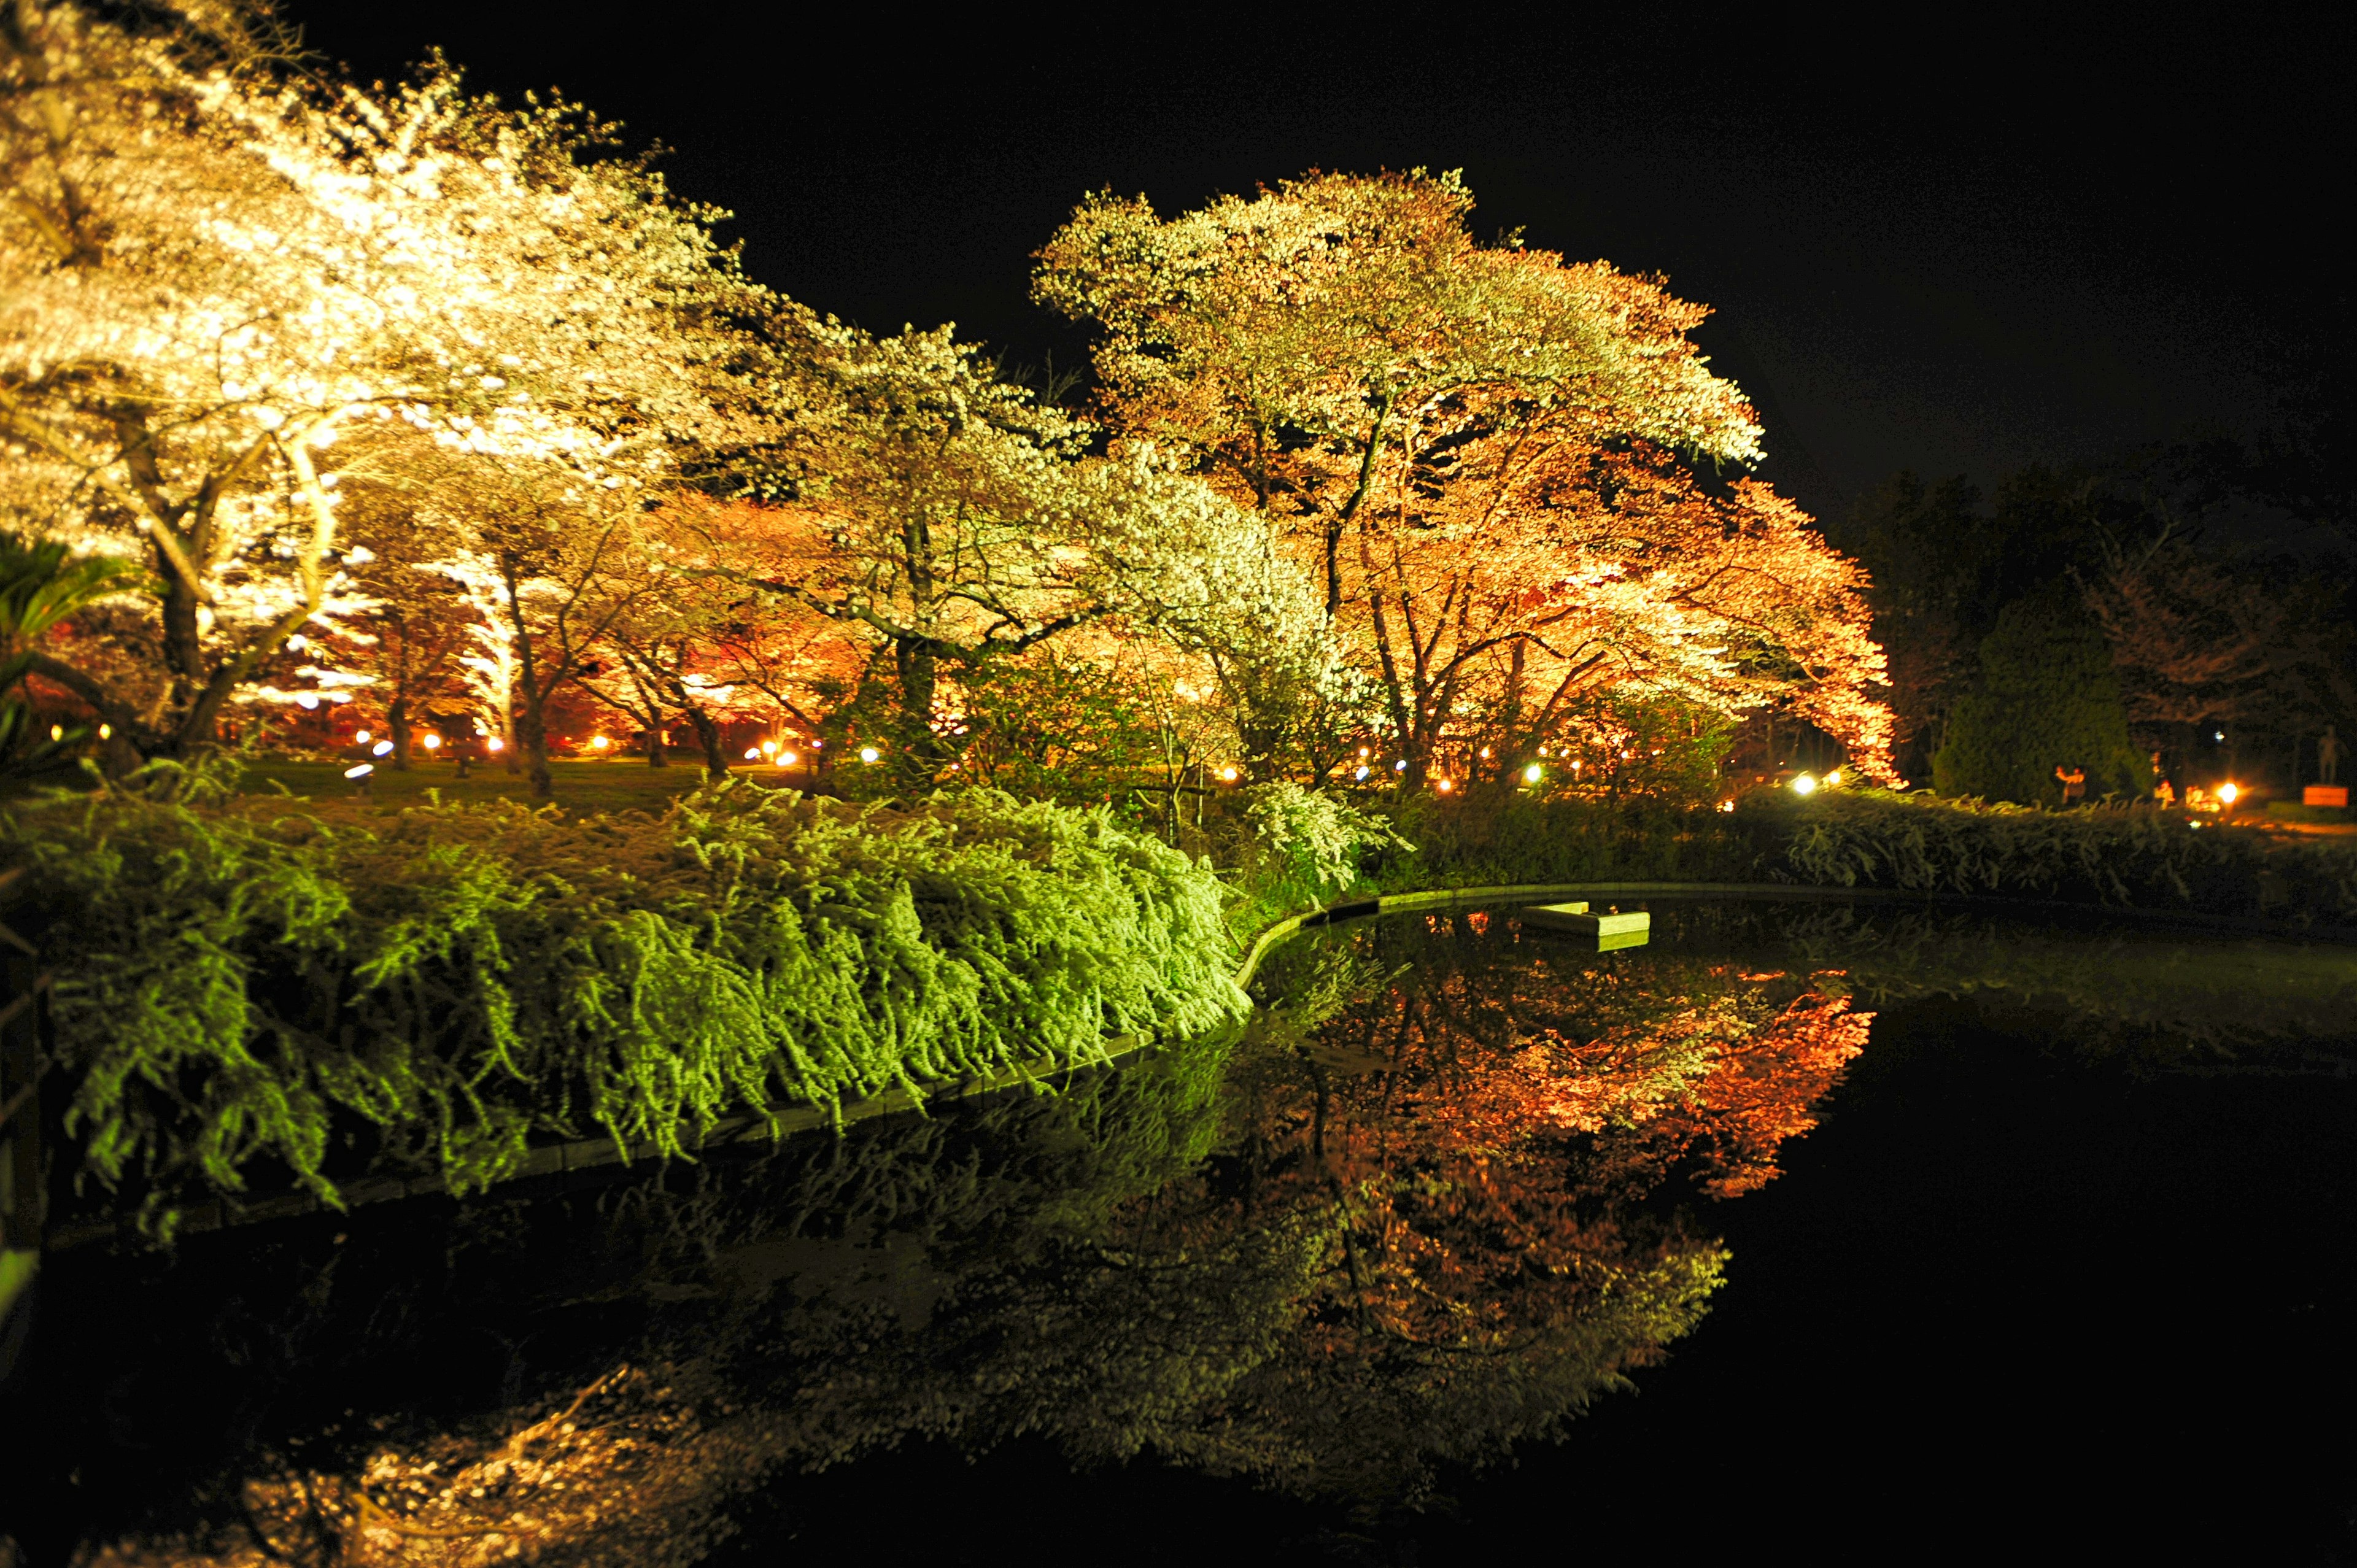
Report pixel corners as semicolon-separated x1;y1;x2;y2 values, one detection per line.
2218;781;2240;806
486;736;504;752
1437;778;1454;792
1219;765;1239;782
590;735;610;750
354;730;371;744
421;733;441;750
779;751;797;766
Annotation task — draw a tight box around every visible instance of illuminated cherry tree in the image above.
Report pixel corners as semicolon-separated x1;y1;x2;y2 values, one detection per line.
0;6;764;765
1037;169;1896;784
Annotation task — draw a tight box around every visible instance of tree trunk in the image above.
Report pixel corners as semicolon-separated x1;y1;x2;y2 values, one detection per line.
517;681;551;800
892;635;942;789
500;555;554;802
389;696;413;771
157;563;206;689
685;704;729;782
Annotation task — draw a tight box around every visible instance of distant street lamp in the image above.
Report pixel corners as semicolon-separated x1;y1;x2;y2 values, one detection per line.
421;734;442;751
1790;773;1819;796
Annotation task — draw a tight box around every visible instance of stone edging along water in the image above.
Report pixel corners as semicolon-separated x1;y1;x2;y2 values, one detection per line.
44;878;2350;1250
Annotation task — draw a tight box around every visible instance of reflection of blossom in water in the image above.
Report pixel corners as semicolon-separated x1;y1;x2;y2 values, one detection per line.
67;918;1875;1557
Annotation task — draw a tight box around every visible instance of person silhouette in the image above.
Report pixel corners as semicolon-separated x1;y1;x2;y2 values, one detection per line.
2321;724;2342;785
2054;764;2086;805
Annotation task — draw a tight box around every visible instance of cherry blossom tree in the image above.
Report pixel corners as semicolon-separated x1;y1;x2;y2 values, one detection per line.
1037;169;1895;785
724;321;1348;788
0;4;767;771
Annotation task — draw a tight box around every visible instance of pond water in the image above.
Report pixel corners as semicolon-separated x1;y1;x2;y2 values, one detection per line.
5;898;2356;1565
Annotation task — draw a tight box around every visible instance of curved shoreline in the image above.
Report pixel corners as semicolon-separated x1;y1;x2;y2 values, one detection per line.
44;877;2357;1250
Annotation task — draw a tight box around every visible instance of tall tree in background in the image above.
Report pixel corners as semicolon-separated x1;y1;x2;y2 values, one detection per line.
1846;449;2352;788
1932;593;2145;805
1037;170;1895;786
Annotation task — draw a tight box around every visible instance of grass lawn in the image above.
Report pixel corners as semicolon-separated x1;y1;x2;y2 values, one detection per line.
237;757;815;814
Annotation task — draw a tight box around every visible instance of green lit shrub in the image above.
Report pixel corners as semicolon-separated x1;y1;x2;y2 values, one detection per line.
1;774;1246;1229
1220;781;1414;931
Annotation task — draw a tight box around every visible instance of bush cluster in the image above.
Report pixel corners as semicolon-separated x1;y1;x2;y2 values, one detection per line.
2;776;1245;1229
1765;789;2357;922
1369;784;2357;927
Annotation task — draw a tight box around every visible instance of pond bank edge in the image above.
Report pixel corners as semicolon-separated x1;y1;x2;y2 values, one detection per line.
47;877;2356;1251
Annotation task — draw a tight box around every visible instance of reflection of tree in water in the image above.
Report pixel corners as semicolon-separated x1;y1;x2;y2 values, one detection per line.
678;914;1867;1508
1172;911;1866;1499
72;917;1868;1560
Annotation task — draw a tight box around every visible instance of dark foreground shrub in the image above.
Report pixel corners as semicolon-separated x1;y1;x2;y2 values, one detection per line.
1362;786;2357;928
1;778;1245;1229
1368;790;1757;890
1765;789;2357;923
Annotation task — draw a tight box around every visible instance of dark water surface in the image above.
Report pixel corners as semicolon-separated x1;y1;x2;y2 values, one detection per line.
6;900;2356;1564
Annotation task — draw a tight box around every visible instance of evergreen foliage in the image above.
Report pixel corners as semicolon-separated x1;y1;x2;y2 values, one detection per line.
1;772;1246;1230
1933;594;2146;805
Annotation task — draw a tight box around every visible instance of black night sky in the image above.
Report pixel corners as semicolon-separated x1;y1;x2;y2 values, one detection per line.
282;5;2353;529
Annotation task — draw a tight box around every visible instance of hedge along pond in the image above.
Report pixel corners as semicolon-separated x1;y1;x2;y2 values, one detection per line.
0;776;1248;1234
14;769;2357;1239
